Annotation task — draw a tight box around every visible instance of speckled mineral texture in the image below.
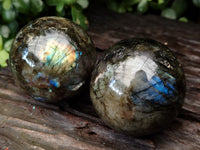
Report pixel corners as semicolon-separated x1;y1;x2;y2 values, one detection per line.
10;16;96;103
90;38;185;136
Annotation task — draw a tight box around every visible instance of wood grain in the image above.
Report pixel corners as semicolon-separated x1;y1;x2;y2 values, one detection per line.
0;6;200;150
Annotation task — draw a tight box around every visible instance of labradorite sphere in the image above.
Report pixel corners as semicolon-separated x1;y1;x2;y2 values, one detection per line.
10;16;96;103
90;38;185;136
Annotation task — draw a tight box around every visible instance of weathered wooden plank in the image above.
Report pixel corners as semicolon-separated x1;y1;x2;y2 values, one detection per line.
0;6;200;150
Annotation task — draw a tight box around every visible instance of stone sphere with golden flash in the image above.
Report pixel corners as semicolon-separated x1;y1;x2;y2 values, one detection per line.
10;17;96;103
90;38;185;136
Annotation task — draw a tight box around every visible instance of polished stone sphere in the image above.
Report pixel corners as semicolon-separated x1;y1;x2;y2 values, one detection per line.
10;16;96;103
90;38;185;136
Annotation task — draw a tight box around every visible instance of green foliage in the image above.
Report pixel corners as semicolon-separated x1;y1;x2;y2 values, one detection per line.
0;35;9;67
3;0;12;10
0;49;9;67
193;0;200;7
137;0;148;14
179;17;188;22
105;0;140;13
161;8;177;19
2;8;16;22
0;35;3;50
71;4;88;30
30;0;44;15
172;0;187;17
3;38;13;52
77;0;89;9
0;25;10;38
12;0;30;14
103;0;198;23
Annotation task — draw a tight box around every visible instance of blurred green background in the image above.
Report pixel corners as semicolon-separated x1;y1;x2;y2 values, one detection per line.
0;0;200;68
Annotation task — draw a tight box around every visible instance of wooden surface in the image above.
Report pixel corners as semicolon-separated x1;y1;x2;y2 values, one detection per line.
0;6;200;150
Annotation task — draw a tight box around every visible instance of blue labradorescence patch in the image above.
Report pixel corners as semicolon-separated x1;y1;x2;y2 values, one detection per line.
33;96;45;101
49;78;60;88
132;74;176;105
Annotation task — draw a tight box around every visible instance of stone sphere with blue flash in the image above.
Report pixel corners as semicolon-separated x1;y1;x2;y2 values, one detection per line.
10;17;96;103
90;38;185;136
